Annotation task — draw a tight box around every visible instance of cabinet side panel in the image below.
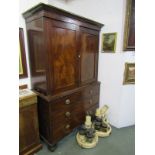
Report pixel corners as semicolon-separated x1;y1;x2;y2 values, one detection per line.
37;97;51;142
19;104;40;152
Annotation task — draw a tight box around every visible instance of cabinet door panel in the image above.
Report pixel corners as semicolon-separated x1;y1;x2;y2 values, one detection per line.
80;28;99;85
50;22;79;92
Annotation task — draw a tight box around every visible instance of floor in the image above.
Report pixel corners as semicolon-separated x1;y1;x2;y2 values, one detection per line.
36;126;135;155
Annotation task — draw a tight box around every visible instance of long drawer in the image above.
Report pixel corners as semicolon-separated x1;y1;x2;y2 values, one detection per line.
50;83;100;114
51;91;81;112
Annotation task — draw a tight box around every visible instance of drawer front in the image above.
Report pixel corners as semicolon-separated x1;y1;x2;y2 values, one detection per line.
82;84;100;99
71;95;99;128
82;95;99;109
51;110;72;129
52;122;73;143
71;110;85;128
87;104;99;114
51;91;81;112
72;94;99;111
50;83;100;113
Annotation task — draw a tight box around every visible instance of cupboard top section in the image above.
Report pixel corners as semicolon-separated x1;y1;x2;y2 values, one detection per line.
23;3;104;30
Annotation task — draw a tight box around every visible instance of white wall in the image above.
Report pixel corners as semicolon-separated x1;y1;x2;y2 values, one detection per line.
19;0;135;128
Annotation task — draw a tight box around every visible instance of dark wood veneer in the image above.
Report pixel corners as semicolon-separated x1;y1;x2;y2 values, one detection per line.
19;101;42;155
23;3;103;150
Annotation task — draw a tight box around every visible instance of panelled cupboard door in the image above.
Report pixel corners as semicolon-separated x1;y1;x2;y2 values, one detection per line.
48;20;79;93
79;27;99;85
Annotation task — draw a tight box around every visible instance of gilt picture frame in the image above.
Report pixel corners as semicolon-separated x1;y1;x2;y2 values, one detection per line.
19;28;28;78
123;0;135;51
123;63;135;84
102;32;117;53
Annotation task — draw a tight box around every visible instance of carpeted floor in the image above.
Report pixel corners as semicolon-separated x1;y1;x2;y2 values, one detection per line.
36;126;135;155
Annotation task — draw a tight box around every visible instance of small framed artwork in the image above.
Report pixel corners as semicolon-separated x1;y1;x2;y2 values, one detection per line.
123;63;135;84
102;32;117;53
123;0;135;51
19;28;28;78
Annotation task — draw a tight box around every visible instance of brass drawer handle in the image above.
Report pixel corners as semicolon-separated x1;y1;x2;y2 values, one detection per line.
65;112;71;117
65;99;70;105
90;90;93;94
89;99;93;104
65;124;70;129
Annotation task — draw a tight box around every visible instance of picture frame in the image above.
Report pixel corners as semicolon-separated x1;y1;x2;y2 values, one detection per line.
123;63;135;84
19;28;28;78
102;32;117;53
123;0;135;51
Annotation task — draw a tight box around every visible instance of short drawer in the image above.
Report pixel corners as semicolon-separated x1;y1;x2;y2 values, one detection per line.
84;95;99;108
73;95;99;111
82;84;100;99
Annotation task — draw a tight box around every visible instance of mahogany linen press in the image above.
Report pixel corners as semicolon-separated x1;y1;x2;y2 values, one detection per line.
23;3;103;151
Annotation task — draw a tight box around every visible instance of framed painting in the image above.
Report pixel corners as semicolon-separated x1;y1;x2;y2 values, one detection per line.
102;32;117;53
123;0;135;51
19;28;28;78
123;63;135;84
